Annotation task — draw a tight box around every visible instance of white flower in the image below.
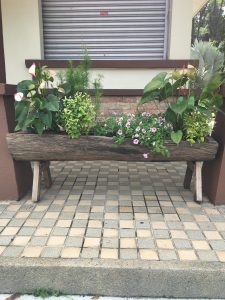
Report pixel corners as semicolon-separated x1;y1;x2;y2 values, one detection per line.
28;63;36;77
14;92;24;102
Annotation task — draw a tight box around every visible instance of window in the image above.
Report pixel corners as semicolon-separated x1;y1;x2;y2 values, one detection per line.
42;0;169;60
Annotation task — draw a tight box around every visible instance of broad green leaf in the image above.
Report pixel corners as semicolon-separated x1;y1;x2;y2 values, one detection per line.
17;80;34;93
140;90;160;104
171;130;183;145
40;111;52;128
187;96;195;108
170;97;188;115
16;102;30;129
33;119;44;135
165;107;177;126
44;94;59;111
143;72;168;94
143;80;164;94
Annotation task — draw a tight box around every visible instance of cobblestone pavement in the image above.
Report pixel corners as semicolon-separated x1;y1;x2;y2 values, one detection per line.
0;161;225;261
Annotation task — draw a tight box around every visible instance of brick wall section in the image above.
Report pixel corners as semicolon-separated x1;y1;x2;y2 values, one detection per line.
100;96;174;115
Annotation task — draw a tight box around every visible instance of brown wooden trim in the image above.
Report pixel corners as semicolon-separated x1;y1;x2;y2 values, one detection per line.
0;84;17;96
25;59;199;69
0;2;6;83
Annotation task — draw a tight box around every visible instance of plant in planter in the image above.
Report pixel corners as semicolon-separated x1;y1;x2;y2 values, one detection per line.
14;63;62;134
57;51;103;116
140;65;224;146
94;112;172;157
59;92;96;139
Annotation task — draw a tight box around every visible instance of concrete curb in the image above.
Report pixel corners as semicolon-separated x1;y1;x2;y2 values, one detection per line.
0;257;225;298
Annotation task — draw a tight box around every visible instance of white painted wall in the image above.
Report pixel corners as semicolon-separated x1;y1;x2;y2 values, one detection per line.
1;0;196;88
1;0;43;84
168;0;193;59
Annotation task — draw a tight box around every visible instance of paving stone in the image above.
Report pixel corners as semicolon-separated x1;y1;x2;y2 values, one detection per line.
209;240;225;251
30;237;48;246
39;219;56;227
52;227;69;236
197;250;218;261
86;228;102;237
139;249;159;260
0;236;14;246
178;250;197;261
158;250;177;260
41;247;62;258
173;239;192;249
18;227;36;236
2;246;24;257
81;248;99;258
120;249;138;259
101;248;118;259
186;230;205;240
61;247;81;258
65;237;83;247
138;238;155;249
102;238;119;248
120;229;136;238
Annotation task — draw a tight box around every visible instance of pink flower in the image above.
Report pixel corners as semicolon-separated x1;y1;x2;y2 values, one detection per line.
143;153;149;159
58;87;65;93
133;139;139;145
150;127;157;133
28;63;36;77
142;128;146;133
117;129;123;136
141;112;147;117
112;112;117;116
14;92;24;102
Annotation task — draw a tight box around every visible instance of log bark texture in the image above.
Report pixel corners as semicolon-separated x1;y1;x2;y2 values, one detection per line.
6;133;219;162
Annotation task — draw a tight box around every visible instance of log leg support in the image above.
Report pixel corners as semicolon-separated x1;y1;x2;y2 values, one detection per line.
32;161;52;203
184;161;203;203
194;161;203;203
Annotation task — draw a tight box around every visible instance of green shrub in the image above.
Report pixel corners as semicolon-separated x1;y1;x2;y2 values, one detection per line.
59;92;96;139
183;109;214;144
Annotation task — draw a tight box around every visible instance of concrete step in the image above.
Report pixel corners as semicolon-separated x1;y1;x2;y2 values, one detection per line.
0;257;225;298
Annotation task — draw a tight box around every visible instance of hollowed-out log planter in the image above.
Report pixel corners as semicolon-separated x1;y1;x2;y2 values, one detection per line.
7;133;219;203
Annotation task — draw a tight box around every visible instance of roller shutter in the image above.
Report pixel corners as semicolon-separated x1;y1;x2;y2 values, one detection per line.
42;0;169;60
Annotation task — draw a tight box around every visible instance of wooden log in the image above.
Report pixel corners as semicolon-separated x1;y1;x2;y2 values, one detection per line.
6;133;219;162
183;162;194;189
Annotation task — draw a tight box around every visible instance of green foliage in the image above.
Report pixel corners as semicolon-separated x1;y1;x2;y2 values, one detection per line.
191;40;224;86
15;65;61;135
140;65;224;146
59;92;96;139
58;51;90;97
32;289;63;298
92;74;103;117
192;0;225;45
183;108;214;144
57;51;103;116
94;112;172;156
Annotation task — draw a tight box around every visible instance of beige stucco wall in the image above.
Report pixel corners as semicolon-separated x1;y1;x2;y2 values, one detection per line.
1;0;43;84
1;0;196;88
168;0;193;59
